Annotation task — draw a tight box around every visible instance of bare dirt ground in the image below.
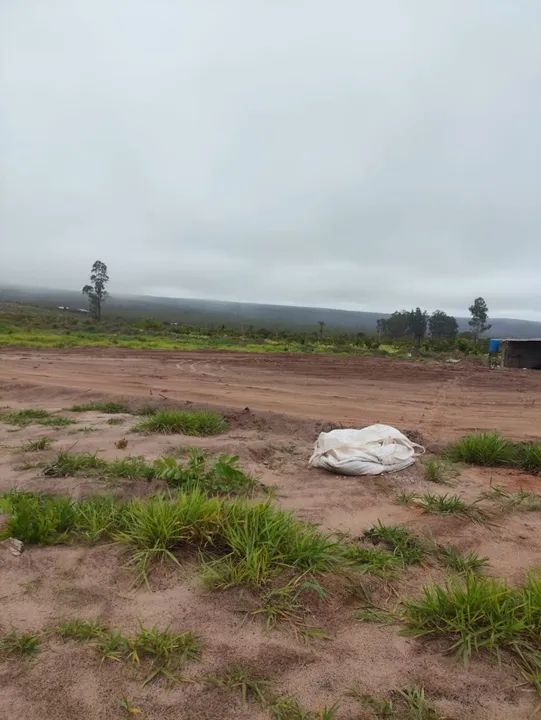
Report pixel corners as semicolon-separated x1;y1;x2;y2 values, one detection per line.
1;348;541;441
1;349;541;719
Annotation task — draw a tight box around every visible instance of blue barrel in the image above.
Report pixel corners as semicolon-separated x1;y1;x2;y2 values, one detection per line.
488;338;501;353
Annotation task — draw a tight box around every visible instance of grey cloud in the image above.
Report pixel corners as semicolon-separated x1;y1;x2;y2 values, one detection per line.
1;1;540;318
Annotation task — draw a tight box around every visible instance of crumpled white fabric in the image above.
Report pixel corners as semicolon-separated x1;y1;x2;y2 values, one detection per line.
309;424;424;476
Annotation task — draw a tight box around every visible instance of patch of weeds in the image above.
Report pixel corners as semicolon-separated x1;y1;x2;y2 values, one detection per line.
115;437;129;449
436;546;488;574
107;456;155;480
1;409;74;428
44;450;105;477
73;495;128;543
56;618;108;640
395;490;418;506
403;573;541;692
422;457;455;484
364;522;425;566
108;417;125;426
20;436;53;452
344;544;401;577
397;686;443;719
0;630;40;657
250;576;327;630
69;401;129;413
268;695;315;719
134;409;228;436
70;426;98;434
96;630;131;663
114;492;222;582
208;665;271;704
447;432;516;466
0;491;75;544
355;605;398;625
154;450;257;496
128;626;200;685
518;442;541;473
483;485;541;512
411;493;487;522
347;685;395;718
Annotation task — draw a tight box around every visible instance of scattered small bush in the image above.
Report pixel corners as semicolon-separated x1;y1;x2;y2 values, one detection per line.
135;409;228;436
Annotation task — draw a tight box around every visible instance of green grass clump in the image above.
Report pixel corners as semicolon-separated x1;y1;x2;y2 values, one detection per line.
128;626;200;685
0;630;40;657
73;496;128;542
422;457;455;484
56;619;108;640
1;409;74;428
448;432;516;466
135;409;228;436
364;522;425;566
397;686;442;719
483;486;541;512
44;451;106;477
20;436;53;452
403;573;541;689
412;492;486;522
202;499;342;589
154;450;257;496
518;442;541;473
344;545;401;577
0;491;75;544
69;401;129;413
436;546;488;574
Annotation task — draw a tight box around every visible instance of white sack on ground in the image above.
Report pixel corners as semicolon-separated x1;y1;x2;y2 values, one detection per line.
309;424;424;476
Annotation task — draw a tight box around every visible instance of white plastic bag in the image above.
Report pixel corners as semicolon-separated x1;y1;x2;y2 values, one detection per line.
309;424;424;476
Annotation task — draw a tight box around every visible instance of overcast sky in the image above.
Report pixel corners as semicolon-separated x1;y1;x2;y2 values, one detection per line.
1;2;540;319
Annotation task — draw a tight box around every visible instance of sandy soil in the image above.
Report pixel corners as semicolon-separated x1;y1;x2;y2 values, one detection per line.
0;348;541;441
1;349;541;719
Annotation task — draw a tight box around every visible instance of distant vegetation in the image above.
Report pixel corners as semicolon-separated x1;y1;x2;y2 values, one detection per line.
0;301;489;357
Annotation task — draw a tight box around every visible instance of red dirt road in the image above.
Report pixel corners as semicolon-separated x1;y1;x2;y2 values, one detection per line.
1;348;540;441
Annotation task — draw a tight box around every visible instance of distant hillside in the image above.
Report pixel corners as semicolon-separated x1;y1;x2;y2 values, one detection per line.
1;284;540;338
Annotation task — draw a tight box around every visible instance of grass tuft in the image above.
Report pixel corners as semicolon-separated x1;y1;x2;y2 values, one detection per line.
436;546;488;574
70;401;129;413
364;522;425;566
403;573;541;690
20;436;53;452
0;630;40;656
56;618;108;640
448;432;516;466
398;686;443;719
128;626;200;685
483;486;541;512
44;450;105;477
422;457;455;484
134;409;228;436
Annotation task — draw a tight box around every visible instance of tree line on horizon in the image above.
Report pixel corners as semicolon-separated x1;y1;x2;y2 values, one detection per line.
375;298;491;345
81;259;492;348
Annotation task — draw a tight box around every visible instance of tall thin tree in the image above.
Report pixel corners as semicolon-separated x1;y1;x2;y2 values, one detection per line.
82;260;109;321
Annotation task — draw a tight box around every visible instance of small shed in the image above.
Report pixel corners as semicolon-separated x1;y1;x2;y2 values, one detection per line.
500;339;541;369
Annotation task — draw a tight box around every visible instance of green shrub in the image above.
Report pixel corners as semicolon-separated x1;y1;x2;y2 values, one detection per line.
135;409;228;436
0;491;75;544
0;630;40;656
